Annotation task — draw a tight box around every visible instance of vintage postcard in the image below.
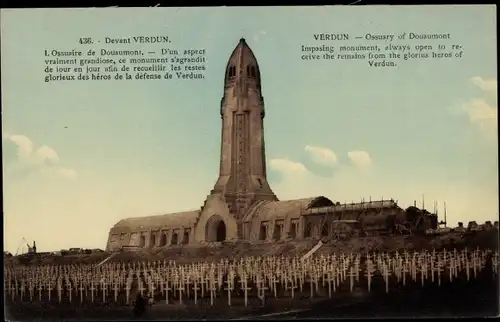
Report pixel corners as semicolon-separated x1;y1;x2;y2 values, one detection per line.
2;5;498;320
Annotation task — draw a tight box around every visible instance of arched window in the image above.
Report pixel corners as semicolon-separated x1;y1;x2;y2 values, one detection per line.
171;233;178;245
246;65;251;77
259;224;267;240
160;233;167;246
182;231;190;244
304;222;312;238
250;66;257;77
150;234;156;247
273;224;282;240
228;65;236;78
290;222;297;239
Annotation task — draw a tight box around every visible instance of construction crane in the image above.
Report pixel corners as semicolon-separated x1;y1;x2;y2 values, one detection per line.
15;237;35;256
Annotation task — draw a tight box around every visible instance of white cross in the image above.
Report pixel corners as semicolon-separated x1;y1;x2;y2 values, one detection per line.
28;281;34;302
164;279;171;304
79;283;85;303
100;279;107;303
38;282;44;302
326;269;334;298
435;257;443;286
240;273;251;307
193;278;200;305
138;279;146;297
209;276;217;307
20;280;26;300
270;274;278;298
46;279;53;302
66;281;73;303
56;280;63;303
113;282;120;302
90;281;96;303
308;273;315;299
348;266;357;293
148;280;156;299
382;263;390;293
225;272;234;307
365;260;375;292
472;253;478;278
177;280;185;305
256;275;268;306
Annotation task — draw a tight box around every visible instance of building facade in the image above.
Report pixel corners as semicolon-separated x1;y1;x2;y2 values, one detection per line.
106;39;437;251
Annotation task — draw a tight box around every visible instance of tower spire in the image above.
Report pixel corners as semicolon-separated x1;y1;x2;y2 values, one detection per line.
212;38;277;222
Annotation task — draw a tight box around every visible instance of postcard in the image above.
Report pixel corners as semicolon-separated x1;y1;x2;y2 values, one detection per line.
2;5;498;320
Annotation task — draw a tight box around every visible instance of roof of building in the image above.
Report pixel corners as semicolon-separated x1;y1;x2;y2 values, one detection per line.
244;196;334;222
112;210;200;231
302;199;399;215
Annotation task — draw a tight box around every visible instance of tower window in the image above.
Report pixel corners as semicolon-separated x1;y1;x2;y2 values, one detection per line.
250;66;257;77
246;65;257;78
228;65;236;78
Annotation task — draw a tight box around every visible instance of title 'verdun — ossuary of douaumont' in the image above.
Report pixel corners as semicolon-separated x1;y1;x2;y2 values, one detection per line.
106;38;438;251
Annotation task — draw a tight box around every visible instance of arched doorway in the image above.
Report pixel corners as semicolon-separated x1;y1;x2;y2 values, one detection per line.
160;233;167;246
171;233;178;245
205;215;227;242
216;221;226;242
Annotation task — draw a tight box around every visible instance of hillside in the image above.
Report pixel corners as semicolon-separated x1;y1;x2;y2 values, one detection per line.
5;229;498;267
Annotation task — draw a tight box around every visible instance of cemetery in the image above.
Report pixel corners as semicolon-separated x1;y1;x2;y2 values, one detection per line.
4;248;499;319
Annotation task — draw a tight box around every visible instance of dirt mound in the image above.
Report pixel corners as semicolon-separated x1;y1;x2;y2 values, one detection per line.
463;229;499;250
7;230;498;266
4;252;111;267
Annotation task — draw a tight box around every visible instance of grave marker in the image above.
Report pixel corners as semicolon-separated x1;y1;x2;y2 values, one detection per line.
240;273;251;307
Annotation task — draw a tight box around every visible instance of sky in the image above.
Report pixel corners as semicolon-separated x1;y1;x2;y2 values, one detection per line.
1;6;497;253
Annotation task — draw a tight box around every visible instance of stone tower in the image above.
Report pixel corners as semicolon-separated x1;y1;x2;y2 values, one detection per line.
212;38;278;219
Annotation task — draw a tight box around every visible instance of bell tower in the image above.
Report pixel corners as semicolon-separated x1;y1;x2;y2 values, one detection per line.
211;38;278;220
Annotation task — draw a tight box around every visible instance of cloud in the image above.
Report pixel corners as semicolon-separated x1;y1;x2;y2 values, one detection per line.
269;158;308;175
471;76;497;93
347;150;372;167
269;163;498;229
463;99;498;129
8;134;34;162
304;145;338;167
253;30;267;42
461;77;498;135
36;145;60;165
268;149;496;229
3;132;77;180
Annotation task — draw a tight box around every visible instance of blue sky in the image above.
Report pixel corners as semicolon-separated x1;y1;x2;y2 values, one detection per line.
1;6;497;253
